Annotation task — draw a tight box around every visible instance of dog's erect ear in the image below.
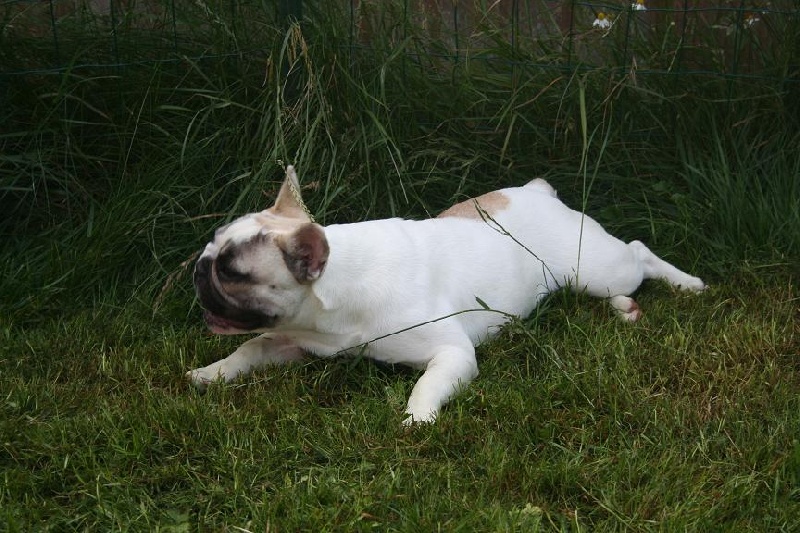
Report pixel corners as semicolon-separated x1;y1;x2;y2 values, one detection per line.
275;223;330;283
273;165;311;221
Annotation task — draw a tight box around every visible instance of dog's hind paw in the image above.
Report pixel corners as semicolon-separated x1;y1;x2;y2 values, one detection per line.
610;295;642;322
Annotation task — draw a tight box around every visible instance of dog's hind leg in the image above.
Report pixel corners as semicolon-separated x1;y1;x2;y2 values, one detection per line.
578;239;704;322
403;344;479;425
628;240;706;292
600;241;704;322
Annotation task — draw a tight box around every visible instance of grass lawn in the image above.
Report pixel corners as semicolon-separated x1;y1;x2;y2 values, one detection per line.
2;267;798;530
2;3;799;530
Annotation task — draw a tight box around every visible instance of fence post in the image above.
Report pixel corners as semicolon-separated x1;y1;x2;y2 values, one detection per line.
560;0;575;67
47;0;62;68
280;0;302;24
279;0;303;102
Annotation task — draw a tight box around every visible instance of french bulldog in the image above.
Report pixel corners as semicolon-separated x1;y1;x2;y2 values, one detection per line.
188;165;705;424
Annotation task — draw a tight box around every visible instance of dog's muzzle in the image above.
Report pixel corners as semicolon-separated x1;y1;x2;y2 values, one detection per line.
194;255;276;333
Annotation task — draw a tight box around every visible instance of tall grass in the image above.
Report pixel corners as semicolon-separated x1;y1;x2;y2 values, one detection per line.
2;4;797;294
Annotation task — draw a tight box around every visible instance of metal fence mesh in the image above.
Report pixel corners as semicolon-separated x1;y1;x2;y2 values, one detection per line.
1;1;797;84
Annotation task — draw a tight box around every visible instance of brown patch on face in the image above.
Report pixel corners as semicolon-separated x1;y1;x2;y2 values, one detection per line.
193;253;276;332
274;223;329;283
437;190;510;220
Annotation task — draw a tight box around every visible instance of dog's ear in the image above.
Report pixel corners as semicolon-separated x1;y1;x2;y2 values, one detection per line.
272;165;311;221
275;223;329;283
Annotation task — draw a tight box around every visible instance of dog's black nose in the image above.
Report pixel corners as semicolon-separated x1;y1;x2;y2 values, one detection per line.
195;255;212;281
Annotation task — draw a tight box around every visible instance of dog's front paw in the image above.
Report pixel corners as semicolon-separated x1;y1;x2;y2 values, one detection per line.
402;409;437;427
185;367;221;391
680;276;707;293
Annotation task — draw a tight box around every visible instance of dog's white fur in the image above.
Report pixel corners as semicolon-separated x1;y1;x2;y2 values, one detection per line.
188;166;705;424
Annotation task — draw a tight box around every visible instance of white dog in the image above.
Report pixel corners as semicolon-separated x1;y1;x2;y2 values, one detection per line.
188;166;705;423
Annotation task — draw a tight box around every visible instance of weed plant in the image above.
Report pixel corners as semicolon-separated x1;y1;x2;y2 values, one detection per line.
1;1;798;530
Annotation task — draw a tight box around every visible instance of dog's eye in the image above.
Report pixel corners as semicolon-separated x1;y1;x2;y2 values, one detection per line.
216;260;249;282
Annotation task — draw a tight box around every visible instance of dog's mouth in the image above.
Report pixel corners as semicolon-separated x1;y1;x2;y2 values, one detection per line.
203;309;276;334
203;310;250;334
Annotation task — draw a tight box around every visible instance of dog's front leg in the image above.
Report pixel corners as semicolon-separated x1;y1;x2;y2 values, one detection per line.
403;345;479;425
186;335;303;390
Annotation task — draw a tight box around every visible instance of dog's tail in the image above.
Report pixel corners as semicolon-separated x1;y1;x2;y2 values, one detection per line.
523;178;557;198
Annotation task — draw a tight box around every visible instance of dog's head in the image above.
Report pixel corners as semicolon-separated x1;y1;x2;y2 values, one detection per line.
194;166;329;334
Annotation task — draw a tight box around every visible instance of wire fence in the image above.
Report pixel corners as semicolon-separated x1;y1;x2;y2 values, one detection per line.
348;1;799;83
1;1;797;85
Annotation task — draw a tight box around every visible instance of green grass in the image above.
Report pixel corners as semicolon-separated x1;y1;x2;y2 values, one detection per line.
1;1;799;530
2;271;798;530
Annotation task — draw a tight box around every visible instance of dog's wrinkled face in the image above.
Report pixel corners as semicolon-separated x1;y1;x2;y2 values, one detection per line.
194;166;329;334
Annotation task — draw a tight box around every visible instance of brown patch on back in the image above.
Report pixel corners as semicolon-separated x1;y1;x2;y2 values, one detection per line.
438;190;510;220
